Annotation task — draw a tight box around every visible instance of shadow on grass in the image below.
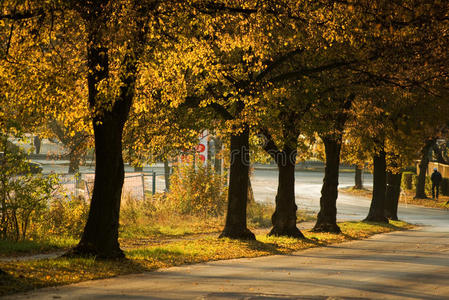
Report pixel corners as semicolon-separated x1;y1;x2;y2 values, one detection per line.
0;266;47;297
360;220;409;231
0;239;73;257
244;239;285;255
0;256;152;297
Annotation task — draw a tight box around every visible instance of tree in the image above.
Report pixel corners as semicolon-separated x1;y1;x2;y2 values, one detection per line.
2;0;181;257
48;120;90;174
415;139;435;199
312;96;353;233
365;148;388;222
354;166;363;189
261;110;305;238
384;154;401;221
67;1;162;258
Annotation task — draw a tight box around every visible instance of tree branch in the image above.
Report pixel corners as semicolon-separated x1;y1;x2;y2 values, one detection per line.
269;60;357;83
255;48;304;82
0;9;45;20
259;127;281;161
209;102;234;121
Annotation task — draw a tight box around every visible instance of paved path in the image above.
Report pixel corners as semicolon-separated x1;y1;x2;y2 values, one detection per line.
3;170;449;299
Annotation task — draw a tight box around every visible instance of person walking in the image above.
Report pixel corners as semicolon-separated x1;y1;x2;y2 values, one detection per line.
431;168;443;200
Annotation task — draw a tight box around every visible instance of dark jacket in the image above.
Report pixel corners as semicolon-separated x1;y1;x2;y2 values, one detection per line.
431;170;443;184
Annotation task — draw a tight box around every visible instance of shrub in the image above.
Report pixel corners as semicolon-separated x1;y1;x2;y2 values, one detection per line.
409;174;432;195
34;196;89;239
247;202;273;228
440;178;449;196
401;172;414;190
0;141;59;241
401;172;449;197
165;163;227;217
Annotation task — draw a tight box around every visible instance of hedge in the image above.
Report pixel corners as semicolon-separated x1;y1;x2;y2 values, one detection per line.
401;172;449;196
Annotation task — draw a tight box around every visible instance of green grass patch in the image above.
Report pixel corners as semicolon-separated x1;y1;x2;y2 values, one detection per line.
0;237;77;257
0;220;412;297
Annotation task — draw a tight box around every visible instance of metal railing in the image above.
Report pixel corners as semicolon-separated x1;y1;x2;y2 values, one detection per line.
57;171;164;201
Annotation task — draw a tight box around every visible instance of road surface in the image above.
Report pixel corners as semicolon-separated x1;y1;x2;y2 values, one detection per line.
4;169;449;299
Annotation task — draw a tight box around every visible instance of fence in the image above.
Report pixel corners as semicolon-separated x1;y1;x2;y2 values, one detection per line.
57;171;167;200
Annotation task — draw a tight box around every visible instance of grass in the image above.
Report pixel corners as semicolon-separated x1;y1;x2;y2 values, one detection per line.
398;190;449;209
0;220;412;297
340;186;449;209
339;186;372;198
0;237;77;257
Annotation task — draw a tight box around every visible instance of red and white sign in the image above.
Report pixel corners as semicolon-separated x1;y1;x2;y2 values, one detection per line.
197;130;208;163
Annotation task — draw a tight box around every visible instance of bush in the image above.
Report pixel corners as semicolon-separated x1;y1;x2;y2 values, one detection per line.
119;163;228;238
0;141;60;241
34;196;89;238
441;178;449;196
401;172;449;197
165;163;227;217
401;172;414;190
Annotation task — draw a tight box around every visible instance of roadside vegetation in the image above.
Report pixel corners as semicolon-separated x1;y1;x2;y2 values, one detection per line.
0;220;411;296
1;1;448;297
0;162;287;257
340;182;449;210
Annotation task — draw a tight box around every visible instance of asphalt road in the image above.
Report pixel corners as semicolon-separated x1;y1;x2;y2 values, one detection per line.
251;169;374;221
4;169;449;300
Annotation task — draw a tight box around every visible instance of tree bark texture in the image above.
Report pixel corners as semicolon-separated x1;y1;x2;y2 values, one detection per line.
384;171;401;220
68;32;138;258
260;126;303;238
219;127;255;240
69;44;133;258
247;176;255;204
354;166;363;189
268;145;304;238
68;151;81;174
365;150;388;223
164;160;170;191
415;139;434;199
313;136;342;233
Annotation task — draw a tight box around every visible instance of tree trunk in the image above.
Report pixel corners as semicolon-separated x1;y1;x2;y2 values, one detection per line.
219;127;255;240
164;160;170;191
432;142;448;164
313;136;342;233
415;139;434;199
67;37;135;258
33;136;41;154
69;111;127;258
364;150;388;223
247;175;255;204
385;171;401;220
0;136;8;239
68;151;81;174
269;145;304;238
354;166;363;189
